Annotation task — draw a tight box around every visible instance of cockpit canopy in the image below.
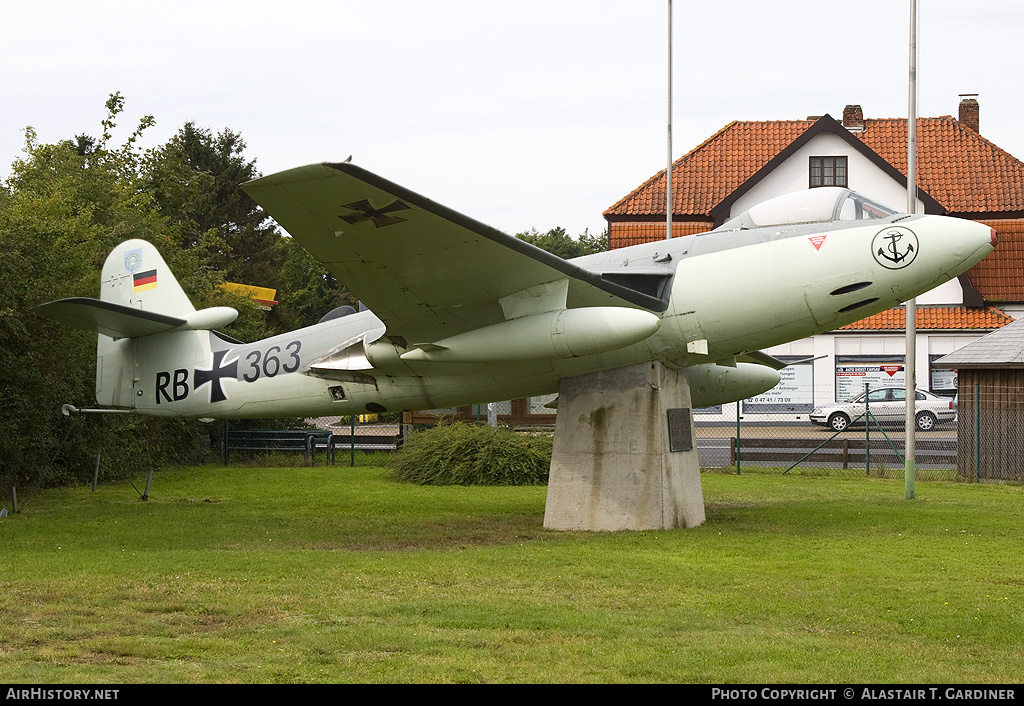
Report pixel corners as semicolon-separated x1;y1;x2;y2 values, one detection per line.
720;188;898;230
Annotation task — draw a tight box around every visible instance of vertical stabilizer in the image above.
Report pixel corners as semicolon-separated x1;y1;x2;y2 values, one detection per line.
100;239;196;315
96;240;196;406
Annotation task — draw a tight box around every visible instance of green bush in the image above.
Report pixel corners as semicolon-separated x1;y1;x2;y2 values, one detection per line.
390;422;552;485
35;415;215;488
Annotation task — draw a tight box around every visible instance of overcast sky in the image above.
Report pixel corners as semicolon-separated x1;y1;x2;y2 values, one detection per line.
2;0;1021;237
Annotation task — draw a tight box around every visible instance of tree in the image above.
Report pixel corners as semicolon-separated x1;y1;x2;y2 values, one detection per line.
143;122;282;287
140;122;362;338
0;95;208;490
270;236;358;331
514;226;607;259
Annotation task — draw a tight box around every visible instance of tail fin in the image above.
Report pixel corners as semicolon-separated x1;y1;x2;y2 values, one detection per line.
35;239;237;408
101;239;197;317
35;240;201;337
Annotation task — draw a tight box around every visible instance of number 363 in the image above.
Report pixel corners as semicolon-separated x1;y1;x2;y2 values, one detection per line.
242;341;301;382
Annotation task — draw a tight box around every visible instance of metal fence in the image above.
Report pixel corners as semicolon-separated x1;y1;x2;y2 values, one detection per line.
697;383;1024;483
219;416;404;466
212;383;1023;484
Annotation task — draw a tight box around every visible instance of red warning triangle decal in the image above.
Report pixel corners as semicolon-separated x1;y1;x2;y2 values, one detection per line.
808;234;828;252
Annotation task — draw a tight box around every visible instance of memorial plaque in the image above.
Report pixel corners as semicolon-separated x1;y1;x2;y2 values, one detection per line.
667;407;692;452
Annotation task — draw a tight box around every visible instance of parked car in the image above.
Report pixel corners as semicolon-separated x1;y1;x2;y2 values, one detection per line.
810;388;956;432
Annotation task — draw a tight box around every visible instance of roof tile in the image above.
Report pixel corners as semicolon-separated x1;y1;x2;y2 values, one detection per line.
967;220;1024;302
934;318;1024;367
605;110;1024;303
605;114;1024;218
837;305;1013;331
608;220;712;247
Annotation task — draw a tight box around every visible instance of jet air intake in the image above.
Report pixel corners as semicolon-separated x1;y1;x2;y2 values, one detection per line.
399;307;661;364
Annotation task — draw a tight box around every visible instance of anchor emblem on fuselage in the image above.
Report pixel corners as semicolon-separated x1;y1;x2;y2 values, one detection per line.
871;227;919;270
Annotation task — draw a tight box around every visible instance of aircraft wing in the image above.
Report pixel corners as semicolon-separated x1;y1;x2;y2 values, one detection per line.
242;163;668;346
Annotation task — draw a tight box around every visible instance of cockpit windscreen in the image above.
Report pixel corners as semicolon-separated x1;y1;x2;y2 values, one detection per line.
723;188;899;230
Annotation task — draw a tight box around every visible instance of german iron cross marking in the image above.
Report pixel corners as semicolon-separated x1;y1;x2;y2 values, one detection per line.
194;350;238;403
339;199;411;228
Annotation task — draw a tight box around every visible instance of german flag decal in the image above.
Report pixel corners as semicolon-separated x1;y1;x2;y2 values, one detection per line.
133;269;158;292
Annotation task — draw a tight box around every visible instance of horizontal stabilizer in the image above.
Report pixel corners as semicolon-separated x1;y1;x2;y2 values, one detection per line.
738;350;790;370
34;297;186;339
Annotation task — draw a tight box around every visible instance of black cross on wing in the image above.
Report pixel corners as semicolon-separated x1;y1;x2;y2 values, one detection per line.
339;199;411;228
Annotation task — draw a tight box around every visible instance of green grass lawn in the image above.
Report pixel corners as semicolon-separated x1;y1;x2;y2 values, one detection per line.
1;465;1021;684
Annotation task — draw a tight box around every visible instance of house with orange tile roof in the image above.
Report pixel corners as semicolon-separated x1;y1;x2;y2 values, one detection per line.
605;96;1023;417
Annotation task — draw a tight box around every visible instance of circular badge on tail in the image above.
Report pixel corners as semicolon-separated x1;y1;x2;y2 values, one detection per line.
124;248;143;274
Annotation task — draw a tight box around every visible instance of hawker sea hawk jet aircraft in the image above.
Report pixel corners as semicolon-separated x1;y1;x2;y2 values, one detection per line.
36;163;996;419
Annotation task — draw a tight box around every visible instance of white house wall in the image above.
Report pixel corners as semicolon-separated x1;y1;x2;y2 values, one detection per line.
916;278;964;305
728;132;922;217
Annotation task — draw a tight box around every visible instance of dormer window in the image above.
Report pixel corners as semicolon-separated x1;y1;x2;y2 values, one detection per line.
810;156;848;188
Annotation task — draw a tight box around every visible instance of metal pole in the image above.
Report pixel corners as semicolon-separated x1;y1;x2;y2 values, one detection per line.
222;419;229;464
974;383;981;483
735;400;741;475
93;453;101;492
666;0;673;241
905;0;919;499
141;469;153;501
865;383;871;476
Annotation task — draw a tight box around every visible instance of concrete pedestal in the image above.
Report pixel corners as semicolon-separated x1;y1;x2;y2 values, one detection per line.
543;361;706;531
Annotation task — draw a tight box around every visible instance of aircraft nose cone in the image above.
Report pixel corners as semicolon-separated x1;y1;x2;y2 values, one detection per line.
886;215;997;301
965;219;997;262
938;218;997;280
934;216;997;268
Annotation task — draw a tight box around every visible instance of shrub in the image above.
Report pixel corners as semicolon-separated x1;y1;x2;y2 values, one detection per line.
390;422;552;485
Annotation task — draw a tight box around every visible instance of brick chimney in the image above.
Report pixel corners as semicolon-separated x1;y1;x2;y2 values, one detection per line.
959;94;980;133
842;104;865;131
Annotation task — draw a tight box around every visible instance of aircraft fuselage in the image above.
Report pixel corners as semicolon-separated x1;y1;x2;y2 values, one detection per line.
129;208;994;419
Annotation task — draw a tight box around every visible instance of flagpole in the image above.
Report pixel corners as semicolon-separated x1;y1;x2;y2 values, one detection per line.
666;0;673;242
905;0;919;500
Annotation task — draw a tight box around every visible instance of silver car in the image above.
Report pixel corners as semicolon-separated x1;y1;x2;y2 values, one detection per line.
810;388;956;432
